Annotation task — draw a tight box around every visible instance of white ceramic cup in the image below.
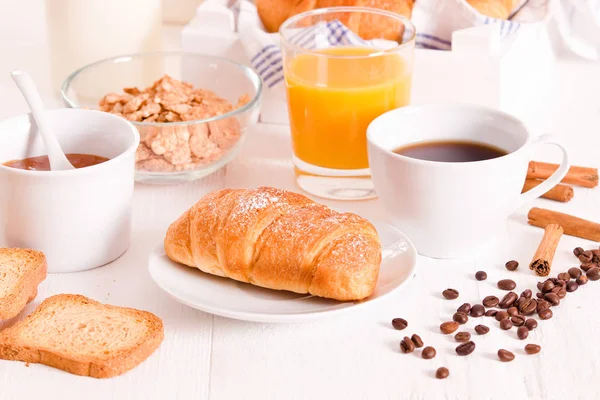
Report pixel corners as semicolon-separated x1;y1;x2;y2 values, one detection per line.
0;108;140;273
367;104;570;259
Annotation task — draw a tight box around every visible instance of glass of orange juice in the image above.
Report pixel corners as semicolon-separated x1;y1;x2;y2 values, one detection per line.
280;7;416;200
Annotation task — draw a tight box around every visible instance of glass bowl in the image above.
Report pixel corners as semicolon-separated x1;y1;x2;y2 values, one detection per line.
61;51;262;184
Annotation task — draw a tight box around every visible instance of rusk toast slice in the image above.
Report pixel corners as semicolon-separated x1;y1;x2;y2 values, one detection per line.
0;294;164;378
0;248;47;320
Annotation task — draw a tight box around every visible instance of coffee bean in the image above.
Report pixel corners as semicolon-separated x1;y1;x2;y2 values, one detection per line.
455;332;471;342
558;272;571;282
592;249;600;263
422;346;436;359
568;267;582;279
507;307;519;317
442;288;460;300
495;311;510;321
453;312;469;325
579;250;593;263
573;247;584;257
485;309;498;317
511;315;525;326
525;318;538;331
550;286;561;295
499;292;518;308
539;308;553;320
474;324;490;335
498;349;515;362
470;304;485;317
500;318;513;330
541;280;555;293
525;344;541;355
544;293;560;306
519;298;537;316
517;326;529;340
566;281;578;292
577;274;588;285
482;296;499;308
521;289;532;299
556;279;566;288
581;263;595;272
457;303;471;314
536;282;544;291
475;271;487;281
455;341;476;356
536;292;544;299
498;279;517;291
587;267;600;281
411;334;424;348
440;321;459;334
436;367;449;379
400;337;415;353
392;318;408;330
505;260;519;271
557;287;567;299
515;297;527;308
536;300;550;313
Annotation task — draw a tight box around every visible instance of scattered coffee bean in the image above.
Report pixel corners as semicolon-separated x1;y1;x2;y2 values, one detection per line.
500;319;513;330
536;282;544;291
482;296;499;308
499;292;518;308
411;334;424;348
515;297;527;308
517;326;529;340
581;263;595;272
556;279;566;288
498;349;515;362
422;346;436;359
519;298;537;316
453;312;469;325
457;303;471;314
507;307;519;317
573;247;584;257
550;286;562;295
566;281;578;292
579;250;593;263
474;324;490;335
521;289;532;299
592;249;600;262
539;308;553;320
440;321;459;334
525;318;538;331
525;344;541;355
498;279;517;291
541;281;555;293
442;288;460;300
400;337;416;353
511;315;525;326
436;367;449;379
587;267;600;281
495;311;510;321
544;293;560;306
568;267;582;279
392;318;408;330
577;274;588;285
536;300;550;313
505;260;519;271
485;309;498;317
557;287;567;299
558;272;571;282
455;332;471;343
536;292;544;299
475;271;487;281
470;304;485;317
455;341;476;356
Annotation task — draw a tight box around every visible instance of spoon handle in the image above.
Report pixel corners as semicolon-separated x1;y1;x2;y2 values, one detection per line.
11;70;75;170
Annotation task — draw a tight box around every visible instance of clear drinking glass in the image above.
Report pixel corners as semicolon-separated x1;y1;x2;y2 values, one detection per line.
280;7;416;201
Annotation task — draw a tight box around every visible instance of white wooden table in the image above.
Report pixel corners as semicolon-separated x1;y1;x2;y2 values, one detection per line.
1;3;600;400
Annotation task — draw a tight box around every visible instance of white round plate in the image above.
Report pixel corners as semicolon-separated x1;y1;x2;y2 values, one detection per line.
148;220;417;323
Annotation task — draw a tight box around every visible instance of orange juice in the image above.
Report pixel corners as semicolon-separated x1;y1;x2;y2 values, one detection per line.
284;46;412;170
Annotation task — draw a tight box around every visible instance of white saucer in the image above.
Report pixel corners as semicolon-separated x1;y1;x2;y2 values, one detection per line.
148;220;417;323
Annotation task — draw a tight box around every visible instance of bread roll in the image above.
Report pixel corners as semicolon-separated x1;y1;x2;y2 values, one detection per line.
164;187;382;301
467;0;510;20
257;0;414;40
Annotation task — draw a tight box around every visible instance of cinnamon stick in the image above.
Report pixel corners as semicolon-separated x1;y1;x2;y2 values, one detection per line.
528;207;600;242
527;161;598;188
529;224;564;277
522;179;574;203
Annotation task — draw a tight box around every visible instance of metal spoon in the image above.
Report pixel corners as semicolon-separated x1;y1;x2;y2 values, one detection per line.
11;70;75;170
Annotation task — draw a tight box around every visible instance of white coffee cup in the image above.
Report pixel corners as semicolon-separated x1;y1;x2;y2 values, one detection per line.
0;108;139;273
367;104;570;259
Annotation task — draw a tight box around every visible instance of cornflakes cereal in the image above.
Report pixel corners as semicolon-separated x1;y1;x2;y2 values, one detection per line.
99;75;251;173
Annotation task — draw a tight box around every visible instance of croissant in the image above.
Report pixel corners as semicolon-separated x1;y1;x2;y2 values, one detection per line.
467;0;511;20
164;187;382;301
